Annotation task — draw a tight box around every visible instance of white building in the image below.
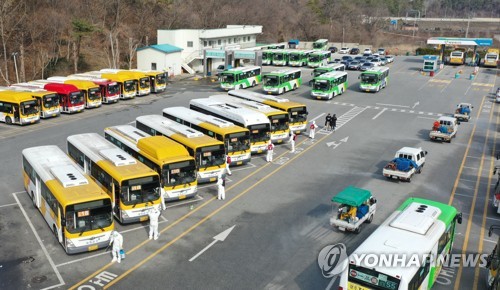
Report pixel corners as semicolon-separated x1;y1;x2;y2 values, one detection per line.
136;44;183;76
157;25;263;73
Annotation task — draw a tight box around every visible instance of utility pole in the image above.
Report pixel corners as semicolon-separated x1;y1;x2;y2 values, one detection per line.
12;52;19;84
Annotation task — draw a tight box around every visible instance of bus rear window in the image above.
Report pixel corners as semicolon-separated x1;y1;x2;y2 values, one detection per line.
348;264;400;290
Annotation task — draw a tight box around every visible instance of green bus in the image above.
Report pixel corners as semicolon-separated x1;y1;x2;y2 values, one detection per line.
289;50;314;67
219;66;262;90
310;71;348;100
272;50;291;66
311;63;346;78
339;197;462;290
359;66;389;93
307;51;331;68
313;39;328;50
263;69;302;95
262;50;274;65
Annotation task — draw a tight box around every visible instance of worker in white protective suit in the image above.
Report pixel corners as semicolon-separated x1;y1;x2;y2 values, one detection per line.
217;174;225;200
309;120;318;139
148;207;161;240
109;231;123;263
266;141;274;162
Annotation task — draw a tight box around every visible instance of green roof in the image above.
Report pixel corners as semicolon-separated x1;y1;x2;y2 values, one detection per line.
331;186;372;206
137;44;183;54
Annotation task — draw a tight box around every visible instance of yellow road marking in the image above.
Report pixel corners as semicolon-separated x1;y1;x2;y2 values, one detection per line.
69;134;325;289
453;97;495;290
473;106;498;290
102;132;339;288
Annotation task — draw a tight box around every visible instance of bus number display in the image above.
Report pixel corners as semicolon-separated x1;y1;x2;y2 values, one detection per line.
272;119;278;123
171;168;180;174
203;152;212;157
230;138;237;142
252;130;259;133
131;185;142;191
77;210;90;217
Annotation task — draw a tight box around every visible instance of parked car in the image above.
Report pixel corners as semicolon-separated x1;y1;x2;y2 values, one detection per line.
328;46;338;53
341;55;353;61
350;48;360;55
360;62;375;71
365;55;375;61
370;58;382;66
339;47;350;54
354;56;365;62
216;65;226;76
385;55;395;63
379;57;388;66
332;58;342;63
377;48;386;55
340;60;351;67
347;61;362;70
363;48;372;55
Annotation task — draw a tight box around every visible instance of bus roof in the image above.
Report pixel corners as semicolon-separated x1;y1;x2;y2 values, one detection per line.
86;72;135;83
100;69;148;80
67;133;158;181
265;68;301;76
209;95;288;117
28;82;79;94
350;199;448;280
22;145;109;204
396;197;458;225
0;90;38;103
131;69;167;77
310;50;331;55
68;74;117;85
290;50;315;54
227;90;307;110
104;125;192;164
47;77;99;90
315;71;347;80
136;115;225;149
362;66;389;74
190;98;270;126
314;39;328;43
162;107;249;135
223;66;261;74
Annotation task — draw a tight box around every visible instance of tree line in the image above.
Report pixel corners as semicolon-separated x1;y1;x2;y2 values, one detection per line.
0;0;497;85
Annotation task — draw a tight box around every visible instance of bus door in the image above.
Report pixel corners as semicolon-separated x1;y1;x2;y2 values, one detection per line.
13;104;20;123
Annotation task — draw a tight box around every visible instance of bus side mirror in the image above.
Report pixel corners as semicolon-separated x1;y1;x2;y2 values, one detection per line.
61;218;66;227
457;213;462;224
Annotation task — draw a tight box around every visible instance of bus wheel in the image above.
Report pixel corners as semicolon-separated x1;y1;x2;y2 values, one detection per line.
340;88;344;95
252;81;256;87
53;225;58;240
31;191;36;206
293;84;297;90
5;117;12;125
376;86;380;92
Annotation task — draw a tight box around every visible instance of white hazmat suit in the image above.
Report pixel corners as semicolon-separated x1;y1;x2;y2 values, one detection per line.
309;121;317;139
148;207;161;240
217;175;225;200
109;231;123;263
266;142;274;162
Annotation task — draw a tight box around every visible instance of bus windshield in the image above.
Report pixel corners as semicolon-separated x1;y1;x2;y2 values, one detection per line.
264;75;279;86
289;107;308;123
108;83;120;95
289;54;300;61
156;74;167;84
43;94;59;108
198;145;225;167
263;52;272;59
124;80;136;92
65;199;113;234
309;56;320;62
274;54;284;60
220;73;235;84
70;92;84;105
162;160;197;186
348;264;401;290
120;176;160;206
21;100;39;115
139;78;150;88
313;80;330;91
313;69;329;77
361;74;378;84
226;131;251;152
270;114;289;131
88;88;101;100
248;123;270;142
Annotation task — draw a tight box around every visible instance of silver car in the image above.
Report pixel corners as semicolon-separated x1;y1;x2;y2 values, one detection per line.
385;55;394;63
379;57;388;66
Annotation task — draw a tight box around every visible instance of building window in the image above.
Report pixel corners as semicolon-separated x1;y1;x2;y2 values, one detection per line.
204;41;208;47
234;38;237;43
187;41;193;48
248;36;251;41
209;40;213;46
228;38;232;44
151;63;157;70
218;39;221;45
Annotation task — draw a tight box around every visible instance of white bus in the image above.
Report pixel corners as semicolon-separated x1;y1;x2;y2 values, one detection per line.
135;115;227;183
208;95;290;144
228;89;309;134
339;198;462;290
162;107;251;166
67;133;162;224
22;145;114;254
189;97;271;154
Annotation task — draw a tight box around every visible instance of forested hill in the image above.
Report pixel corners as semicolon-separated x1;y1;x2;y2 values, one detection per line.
0;0;497;85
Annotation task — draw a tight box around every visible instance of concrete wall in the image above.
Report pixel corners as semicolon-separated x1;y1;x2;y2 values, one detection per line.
137;49;182;76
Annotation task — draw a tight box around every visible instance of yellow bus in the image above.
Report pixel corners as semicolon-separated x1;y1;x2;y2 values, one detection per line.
449;50;465;65
67;133;162;223
228;89;308;134
47;77;102;109
22;145;114;254
8;84;60;119
209;94;290;144
100;69;151;96
136;115;227;183
163;106;251;166
86;71;137;99
132;69;167;93
104;125;198;201
0;90;40;125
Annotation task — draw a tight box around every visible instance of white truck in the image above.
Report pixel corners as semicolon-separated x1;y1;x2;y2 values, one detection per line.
453;103;473;121
430;116;459;143
330;186;377;234
382;147;427;182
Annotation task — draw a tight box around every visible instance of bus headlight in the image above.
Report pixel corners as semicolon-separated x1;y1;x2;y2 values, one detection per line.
121;211;129;219
66;238;76;248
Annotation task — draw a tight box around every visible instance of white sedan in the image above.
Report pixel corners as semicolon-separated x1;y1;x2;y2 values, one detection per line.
339;47;350;54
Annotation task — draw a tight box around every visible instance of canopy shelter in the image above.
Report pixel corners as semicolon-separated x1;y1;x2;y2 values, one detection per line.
331;186;372;206
427;37;493;65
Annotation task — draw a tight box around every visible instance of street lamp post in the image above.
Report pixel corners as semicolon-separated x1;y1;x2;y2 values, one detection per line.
12;52;19;84
410;10;421;37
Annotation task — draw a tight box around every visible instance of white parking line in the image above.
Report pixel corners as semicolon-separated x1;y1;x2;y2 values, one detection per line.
372;108;387;120
0;202;17;208
376;103;410;108
417;116;436;120
310;113;325;122
13;192;65;289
